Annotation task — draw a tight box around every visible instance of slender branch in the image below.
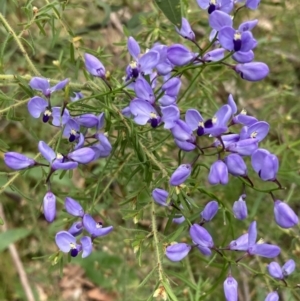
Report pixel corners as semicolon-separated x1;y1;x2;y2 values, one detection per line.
0;74;91;91
0;98;30;114
0;204;35;301
0;12;40;76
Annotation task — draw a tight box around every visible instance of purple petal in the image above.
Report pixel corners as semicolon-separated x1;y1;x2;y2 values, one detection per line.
249;243;281;258
248;221;257;247
161;105;180;129
29;77;50;94
202;48;225;62
224;276;238;301
171;119;194;141
267;262;283;279
232;195;248;220
27;96;48;118
224;154;247;176
238;19;258;32
274;200;299;229
129;99;158;125
82;214;113;237
229;233;249;251
227;138;258;156
185;109;204;131
76;114;99;128
80;236;93;258
167;44;195;66
65;197;84;217
67;147;95;164
209;10;233;31
282;259;296;276
208;160;228;185
152;188;169;206
174;139;196;151
138;51;160;73
50;78;69;93
55;231;76;253
43;191;56;222
232;50;254;63
235;62;269;81
134;77;155;104
201;201;219;221
264;292;279;301
218;27;235;51
127;36;140;60
175;18;195;41
68;221;84;236
246;0;261;10
38;141;56;163
189;224;214;248
4;152;36;170
165;243;191;261
52;160;78;170
52;107;70;126
84;53;106;78
169;164;192;186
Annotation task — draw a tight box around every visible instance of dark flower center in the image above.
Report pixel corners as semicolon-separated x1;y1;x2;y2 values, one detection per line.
204;119;213;128
208;4;216;14
70;248;79;257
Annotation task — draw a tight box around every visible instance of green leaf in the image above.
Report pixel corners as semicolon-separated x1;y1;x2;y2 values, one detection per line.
155;0;182;27
0;228;31;252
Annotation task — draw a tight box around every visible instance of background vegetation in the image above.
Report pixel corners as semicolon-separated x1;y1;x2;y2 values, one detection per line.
0;0;300;300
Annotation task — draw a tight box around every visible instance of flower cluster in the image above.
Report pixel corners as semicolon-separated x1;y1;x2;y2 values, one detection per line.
1;0;298;299
4;71;113;257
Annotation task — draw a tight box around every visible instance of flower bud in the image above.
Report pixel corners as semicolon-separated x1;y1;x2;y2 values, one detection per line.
274;200;299;229
224;154;247;176
208;160;228;185
223;275;238;301
264;291;279;301
152;188;169;206
165;243;191;261
267;262;283;279
232;195;248;220
65;197;84;217
201;201;218;221
4;152;36;170
169;164;192;186
43;191;56;223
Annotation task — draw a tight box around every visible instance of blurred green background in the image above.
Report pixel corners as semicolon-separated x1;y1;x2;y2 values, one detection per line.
0;0;300;300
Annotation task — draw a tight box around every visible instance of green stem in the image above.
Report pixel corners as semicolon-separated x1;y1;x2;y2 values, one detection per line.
0;12;40;76
0;98;30;114
0;74;91;91
151;199;164;282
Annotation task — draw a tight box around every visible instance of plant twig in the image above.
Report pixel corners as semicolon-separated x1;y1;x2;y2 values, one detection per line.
0;12;40;76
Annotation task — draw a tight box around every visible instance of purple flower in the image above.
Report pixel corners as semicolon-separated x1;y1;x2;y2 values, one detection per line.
245;0;261;10
76;113;104;130
152;188;169;206
189;224;214;255
268;259;296;279
84;53;106;78
232;50;254;63
251;149;279;181
27;96;70;125
219;26;256;52
274;200;298;229
126;37;160;79
65;197;84;217
63;119;80;142
172;215;185;224
232;195;248;220
4;152;36;170
129;99;161;128
38;141;78;170
201;201;218;221
224;275;238;301
167;44;196;66
175;18;195;41
247;221;281;258
171;119;195;142
208;160;228;185
169;164;192;186
202;48;226;62
234;62;269;81
264;292;279;301
165;243;191;261
55;231;92;258
159;77;181;106
29;77;69;97
82;214;113;238
43;191;56;222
